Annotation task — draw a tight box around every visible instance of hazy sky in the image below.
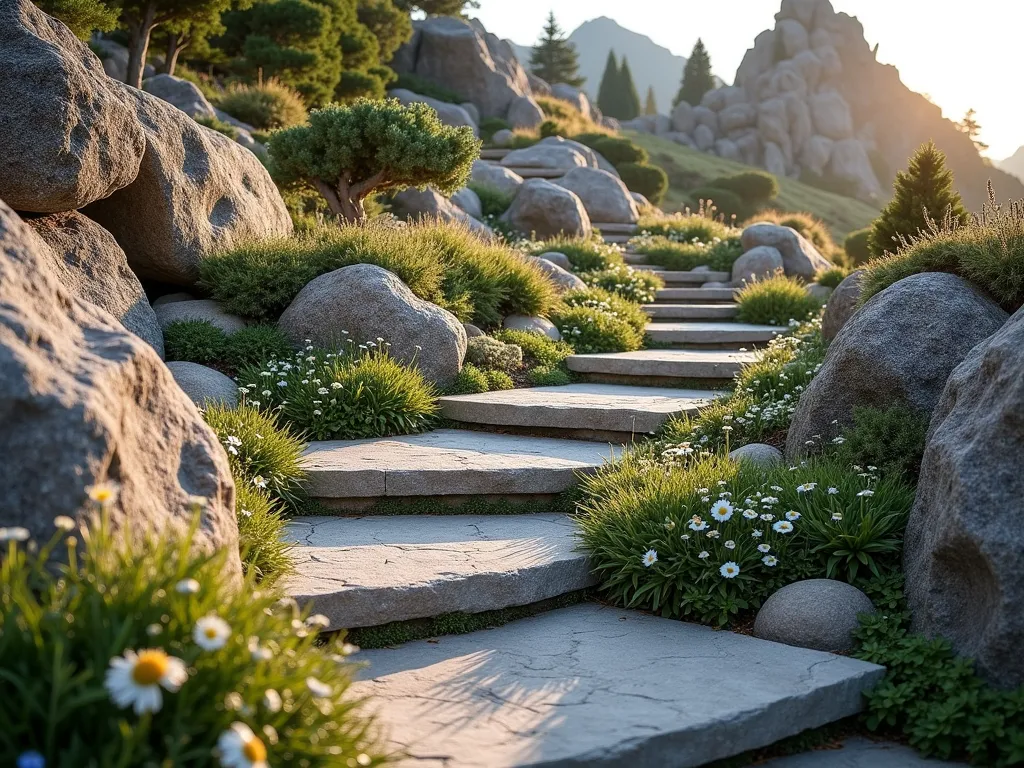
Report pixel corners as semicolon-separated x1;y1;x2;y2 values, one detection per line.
473;0;1021;159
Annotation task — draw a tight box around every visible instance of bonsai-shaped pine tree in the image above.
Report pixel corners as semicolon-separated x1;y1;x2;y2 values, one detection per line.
530;12;585;88
269;98;480;222
617;57;641;121
596;50;620;117
674;38;714;107
644;86;658;115
868;141;970;257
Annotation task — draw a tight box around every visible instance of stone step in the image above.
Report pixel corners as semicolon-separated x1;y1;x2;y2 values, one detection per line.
438;383;720;440
623;251;649;265
635;268;731;284
501;166;564;179
656;286;737;303
480;148;511;160
286;514;593;631
592;222;638;235
645;322;785;347
644;302;739;320
352;602;885;768
301;429;620;504
566;349;756;382
602;233;632;244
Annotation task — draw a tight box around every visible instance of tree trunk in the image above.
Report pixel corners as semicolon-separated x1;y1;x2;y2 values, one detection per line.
125;3;157;89
165;32;189;77
313;179;364;224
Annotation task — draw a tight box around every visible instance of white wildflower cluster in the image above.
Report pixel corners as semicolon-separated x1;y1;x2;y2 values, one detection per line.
581;262;659;303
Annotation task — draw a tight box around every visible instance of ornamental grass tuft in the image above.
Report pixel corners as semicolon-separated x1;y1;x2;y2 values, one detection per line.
578;263;663;304
550;304;643;354
735;272;823;326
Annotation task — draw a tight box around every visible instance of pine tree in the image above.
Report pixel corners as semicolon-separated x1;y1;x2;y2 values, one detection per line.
617;57;641;121
957;108;989;153
35;0;119;39
596;50;620;117
673;38;714;107
868;141;970;257
644;86;658;115
529;12;584;88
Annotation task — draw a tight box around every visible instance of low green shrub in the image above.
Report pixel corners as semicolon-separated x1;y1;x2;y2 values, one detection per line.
0;510;381;767
588;135;648;166
235;484;292;582
392;73;463;104
710;171;780;204
579;263;663;303
464;335;524;372
561;286;648;334
629;233;744;272
735;273;823;326
828;405;930;481
444;363;490;395
492;329;573;368
194;114;239;140
618;162;668;205
689;186;747;222
844;227;873;266
468;183;515;217
223;324;295;369
814;266;850;289
550;305;643;354
163;320;228;365
484;369;514;390
636;212;732;243
479;117;511;142
237;345;438;440
203;402;308;512
525;236;624;272
528;365;572;386
215;79;308;131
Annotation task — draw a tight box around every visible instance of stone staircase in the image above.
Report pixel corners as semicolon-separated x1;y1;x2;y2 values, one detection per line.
283;247;882;767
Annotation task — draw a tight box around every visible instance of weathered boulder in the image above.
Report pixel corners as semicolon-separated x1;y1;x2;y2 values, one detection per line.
527;72;551;96
470;160;524;197
670;101;696;134
492;129;516;147
501;142;591;172
501;179;592;239
806;283;832;302
152;292;196;307
535;251;573;271
463;322;485;339
719;103;758;134
24;211;164;357
537;137;617;176
0;0;145;212
553;168;639;224
728;443;783;468
0;200;240;579
84;83;292;287
829;138;883;200
530;257;586;294
800;134;834;176
502;315;560;341
389;88;478;135
777;18;810;58
167;361;238;408
460;102;480;125
755;580;875;652
154;299;247;335
732;245;783;285
741;223;832;280
786;273;1008;457
143;73;216;119
904;308;1024;687
550;83;591;117
451;187;483;220
821;269;864;341
506;95;545;130
809;89;853;140
391;187;493;239
277;264;467;386
694;124;716;152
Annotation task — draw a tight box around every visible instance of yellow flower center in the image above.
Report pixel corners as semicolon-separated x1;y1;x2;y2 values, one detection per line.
132;650;169;685
243;736;268;762
205;627;219;639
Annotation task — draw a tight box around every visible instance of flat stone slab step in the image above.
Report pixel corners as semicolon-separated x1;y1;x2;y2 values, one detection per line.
623;251;649;265
656;287;737;302
635;268;731;284
286;514;593;631
602;233;631;244
438;383;720;436
592;222;638;235
644;302;739;320
302;430;619;499
645;321;785;345
567;349;756;379
353;602;885;767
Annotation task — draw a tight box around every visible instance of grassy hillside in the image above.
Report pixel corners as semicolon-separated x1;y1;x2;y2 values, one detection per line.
629;132;880;239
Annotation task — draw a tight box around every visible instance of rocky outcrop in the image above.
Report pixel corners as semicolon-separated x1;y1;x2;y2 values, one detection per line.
530;258;586;294
501;179;592;239
84;83;292;287
786;273;1008;457
390;187;492;239
904;308;1024;687
501;142;591;173
389;88;479;135
554;168;639;224
821;269;864;341
741;223;832;280
24;211;164;357
0;200;240;579
0;0;145;212
143;73;217;119
277;264;467;386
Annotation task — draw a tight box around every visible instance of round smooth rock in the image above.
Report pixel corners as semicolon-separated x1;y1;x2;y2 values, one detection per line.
728;443;783;468
502;315;561;341
806;283;833;302
167;361;238;408
536;251;573;271
754;579;875;653
463;323;485;339
492;129;516;147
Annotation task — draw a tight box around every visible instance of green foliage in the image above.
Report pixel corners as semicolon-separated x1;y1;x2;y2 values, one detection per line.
828;405;930;481
869;141;969;258
814;266;850;289
674;38;714;107
201;219;557;326
561;286;648;334
528;365;572;386
36;0;118;38
478;117;511;142
637;211;732;242
443;363;490;395
526;236;624;272
596;50;621;118
464;335;523;372
215;79;308;130
393;73;463;103
234;484;292;581
484;369;514;390
690;186;747;221
468;183;515;217
710;171;780;204
529;12;584;88
0;513;381;766
629;233;743;272
203;402;308;511
644;86;658;116
223;324;295;369
844;227;873;266
237;344;438;440
550;305;643;354
589;136;648;167
735;273;823;326
269;98;479;221
579;263;663;303
194;114;240;139
392;0;477;14
163;320;228;364
492;329;572;368
853;613;1024;764
618;162;669;205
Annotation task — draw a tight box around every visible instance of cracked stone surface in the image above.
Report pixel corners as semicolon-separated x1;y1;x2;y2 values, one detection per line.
285;515;594;630
301;430;620;499
566;349;756;379
645;322;785;344
439;384;719;434
757;737;966;767
353;603;885;767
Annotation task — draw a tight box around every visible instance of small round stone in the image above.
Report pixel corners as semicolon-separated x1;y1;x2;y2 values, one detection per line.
754;579;875;652
728;443;783;468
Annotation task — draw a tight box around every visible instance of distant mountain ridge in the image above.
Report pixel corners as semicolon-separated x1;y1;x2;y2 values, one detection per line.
998;146;1024;183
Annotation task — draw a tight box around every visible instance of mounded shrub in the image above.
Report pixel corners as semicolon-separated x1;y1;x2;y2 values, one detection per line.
735;272;823;326
492;328;573;368
690;186;747;221
164;320;228;365
550;305;643;353
561;286;649;334
528;365;572;386
444;363;490;395
710;171;780;204
844;227;873;266
484;369;514;391
618;162;668;205
579;263;663;303
464;335;523;372
215;79;308;131
223;324;295;369
479;117;511;142
589;136;648;166
525;236;624;272
828;405;930;481
814;266;850;289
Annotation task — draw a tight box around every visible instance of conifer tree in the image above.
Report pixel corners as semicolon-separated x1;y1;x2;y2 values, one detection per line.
617;57;641;121
529;12;584;88
673;38;714;107
644;86;658;115
596;50;620;117
35;0;119;39
868;141;970;257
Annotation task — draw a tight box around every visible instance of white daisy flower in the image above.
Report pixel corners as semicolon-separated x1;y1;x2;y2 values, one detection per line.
86;481;120;507
760;513;775;521
719;561;740;579
742;509;758;520
796;483;817;493
663;518;676;531
762;555;778;567
680;534;690;541
688;517;708;532
262;688;283;713
252;476;268;489
785;511;801;521
249;638;273;662
757;543;771;553
706;529;720;539
217;722;268;768
194;615;231;651
642;549;658;567
306;676;333;698
751;529;763;538
827;487;839;495
831;512;844;521
175;578;200;594
773;520;794;534
709;500;734;522
724;540;736;550
857;489;875;497
698;550;710;559
104;648;188;715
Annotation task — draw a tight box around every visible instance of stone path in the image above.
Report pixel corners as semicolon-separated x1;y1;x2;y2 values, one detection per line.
566;348;754;384
645;321;783;347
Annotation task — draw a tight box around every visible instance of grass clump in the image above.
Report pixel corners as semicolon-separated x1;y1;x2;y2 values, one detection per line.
215;79;308;131
844;227;873;266
234;484;292;582
735;272;823;326
827;405;930;481
579;263;663;303
528;365;572;386
814;266;850;289
561;286;649;334
0;510;381;767
492;329;573;368
525;236;624;272
464;335;523;372
237;345;438;440
194;114;239;140
467;183;515;217
550;305;643;354
164;320;228;365
629;233;743;272
637;211;733;242
223;324;295;369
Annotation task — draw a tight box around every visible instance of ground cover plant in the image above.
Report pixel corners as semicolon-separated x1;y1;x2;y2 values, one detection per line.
492;328;575;386
0;503;381;767
550;304;643;354
814;266;850;289
578;263;663;304
561;286;649;335
628;232;743;272
164;321;295;373
734;273;823;326
524;236;624;272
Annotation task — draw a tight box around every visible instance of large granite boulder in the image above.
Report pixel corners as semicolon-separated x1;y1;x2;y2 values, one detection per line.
84;83;292;287
553;168;639;224
388;88;478;135
501;143;591;173
0;200;240;579
277;264;467;386
821;269;864;341
143;73;216;119
501;179;592;239
167;361;239;408
741;223;832;280
23;211;164;358
530;258;586;295
786;273;1008;457
451;187;483;220
470;161;524;198
390;187;492;239
506;95;545;130
904;308;1024;687
0;0;145;212
732;245;783;285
